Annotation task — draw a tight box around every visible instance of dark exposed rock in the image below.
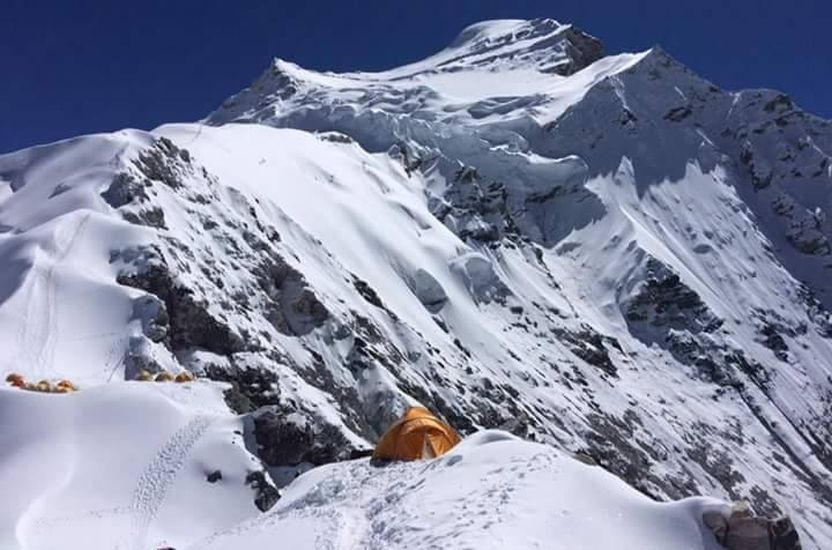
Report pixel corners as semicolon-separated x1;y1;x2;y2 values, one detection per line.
132;137;191;189
619;108;637;129
409;269;448;312
759;322;790;361
349;449;374;459
206;470;222;483
786;216;830;256
684;432;746;499
551;325;618;377
117;252;244;355
131;294;169;343
725;351;771;391
556;25;605;75
252;408;355;467
245;470;280;512
763;93;794;113
317;131;354;144
256;257;329;336
664;105;693;122
496;411;536;440
625;258;723;338
101;172;147;208
204;364;281;414
798;285;832;338
748;485;784;518
122;206;167;229
454;166;480;183
353;279;384;309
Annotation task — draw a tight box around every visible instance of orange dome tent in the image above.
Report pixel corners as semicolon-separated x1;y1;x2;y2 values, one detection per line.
372;407;461;462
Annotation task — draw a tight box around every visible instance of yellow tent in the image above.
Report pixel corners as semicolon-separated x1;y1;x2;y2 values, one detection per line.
372;407;461;461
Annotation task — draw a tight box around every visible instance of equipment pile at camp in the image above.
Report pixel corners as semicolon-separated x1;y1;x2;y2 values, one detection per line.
5;373;78;393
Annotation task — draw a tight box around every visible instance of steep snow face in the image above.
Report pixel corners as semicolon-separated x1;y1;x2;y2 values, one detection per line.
1;17;832;549
196;432;730;550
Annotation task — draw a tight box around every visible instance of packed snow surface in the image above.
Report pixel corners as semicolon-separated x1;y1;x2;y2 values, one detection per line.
198;431;729;550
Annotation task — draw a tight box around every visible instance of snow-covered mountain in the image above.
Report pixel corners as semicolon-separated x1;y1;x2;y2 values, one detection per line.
1;17;830;549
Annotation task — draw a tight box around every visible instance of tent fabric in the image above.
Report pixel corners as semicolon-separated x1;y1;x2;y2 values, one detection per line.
372;407;461;461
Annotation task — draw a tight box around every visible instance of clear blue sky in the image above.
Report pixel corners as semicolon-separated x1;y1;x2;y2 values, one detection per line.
1;0;829;154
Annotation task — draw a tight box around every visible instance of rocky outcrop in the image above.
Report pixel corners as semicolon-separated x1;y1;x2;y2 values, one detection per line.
624;257;723;341
256;257;329;336
245;470;281;512
117;251;245;356
252;408;357;467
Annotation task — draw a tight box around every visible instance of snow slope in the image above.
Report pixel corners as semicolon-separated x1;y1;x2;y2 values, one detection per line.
196;431;729;550
0;382;267;550
1;16;831;549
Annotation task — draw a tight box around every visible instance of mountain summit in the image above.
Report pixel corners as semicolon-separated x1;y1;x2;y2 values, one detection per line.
1;18;831;549
403;18;605;76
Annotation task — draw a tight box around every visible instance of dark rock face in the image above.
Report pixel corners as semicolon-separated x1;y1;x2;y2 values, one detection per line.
252;408;355;467
123;207;167;230
625;257;723;340
551;325;618;377
245;470;280;512
759;323;790;361
131;294;169;343
132;136;190;189
117;255;245;356
685;432;747;500
101;172;147;208
799;286;832;338
409;269;448;312
786;215;830;256
556;26;605;75
752;309;809;362
204;364;281;414
256;257;329;336
353;279;385;309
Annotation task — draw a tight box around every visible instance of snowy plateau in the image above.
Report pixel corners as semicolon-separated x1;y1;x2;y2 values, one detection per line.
1;17;831;550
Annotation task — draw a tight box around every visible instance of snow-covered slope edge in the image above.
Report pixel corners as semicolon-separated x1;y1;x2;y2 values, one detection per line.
194;431;731;550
